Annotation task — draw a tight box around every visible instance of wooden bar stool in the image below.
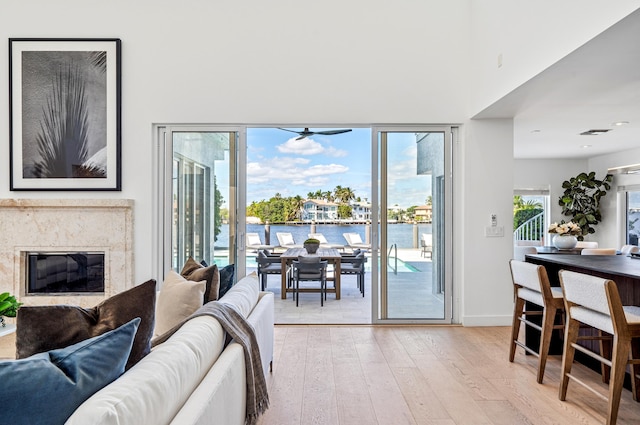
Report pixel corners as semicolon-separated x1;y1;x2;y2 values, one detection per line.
509;260;565;383
558;270;640;425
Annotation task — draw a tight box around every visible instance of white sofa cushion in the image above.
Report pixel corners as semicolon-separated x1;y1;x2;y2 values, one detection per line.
170;343;246;425
217;272;260;318
66;316;225;425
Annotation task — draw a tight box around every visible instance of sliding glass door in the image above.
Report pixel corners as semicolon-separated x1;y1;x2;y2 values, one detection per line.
372;127;453;323
158;126;241;278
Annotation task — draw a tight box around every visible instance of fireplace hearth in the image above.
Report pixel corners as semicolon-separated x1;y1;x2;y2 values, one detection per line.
27;252;105;295
0;199;134;309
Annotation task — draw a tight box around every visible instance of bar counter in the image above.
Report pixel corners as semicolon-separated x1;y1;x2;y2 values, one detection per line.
525;254;640;303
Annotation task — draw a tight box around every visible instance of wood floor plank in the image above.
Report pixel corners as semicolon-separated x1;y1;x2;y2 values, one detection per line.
257;325;640;425
391;365;452;423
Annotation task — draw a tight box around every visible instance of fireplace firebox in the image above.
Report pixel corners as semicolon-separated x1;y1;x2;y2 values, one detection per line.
27;252;105;295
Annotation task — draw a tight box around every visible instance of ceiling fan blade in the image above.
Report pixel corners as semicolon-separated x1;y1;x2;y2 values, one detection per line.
276;127;301;134
295;135;307;140
315;129;353;136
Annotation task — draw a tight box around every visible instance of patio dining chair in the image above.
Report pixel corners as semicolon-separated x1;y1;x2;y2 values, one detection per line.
291;256;328;306
256;249;285;291
340;251;366;296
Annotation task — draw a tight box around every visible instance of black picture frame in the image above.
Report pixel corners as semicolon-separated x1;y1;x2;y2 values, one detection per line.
9;38;121;191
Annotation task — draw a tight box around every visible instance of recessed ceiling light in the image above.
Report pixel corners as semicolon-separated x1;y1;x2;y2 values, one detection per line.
581;145;592;149
612;121;629;126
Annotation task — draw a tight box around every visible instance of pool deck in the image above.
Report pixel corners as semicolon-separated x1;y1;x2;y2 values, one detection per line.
244;248;442;324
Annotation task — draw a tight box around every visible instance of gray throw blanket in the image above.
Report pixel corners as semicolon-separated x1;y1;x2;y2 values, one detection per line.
152;302;269;425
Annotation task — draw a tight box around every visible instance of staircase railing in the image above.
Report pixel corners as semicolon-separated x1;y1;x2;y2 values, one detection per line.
513;212;544;245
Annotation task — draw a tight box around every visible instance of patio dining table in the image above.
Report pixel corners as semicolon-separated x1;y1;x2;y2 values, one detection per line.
280;248;342;300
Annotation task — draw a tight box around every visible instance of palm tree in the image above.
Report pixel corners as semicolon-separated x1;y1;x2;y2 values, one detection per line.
33;64;103;178
291;195;304;220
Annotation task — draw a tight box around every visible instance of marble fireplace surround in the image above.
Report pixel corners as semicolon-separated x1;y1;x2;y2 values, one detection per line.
0;199;134;312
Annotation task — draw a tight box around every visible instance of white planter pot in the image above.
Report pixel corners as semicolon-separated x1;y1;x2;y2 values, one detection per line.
553;234;578;250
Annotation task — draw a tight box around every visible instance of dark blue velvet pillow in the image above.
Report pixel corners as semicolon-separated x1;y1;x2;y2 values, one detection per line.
1;318;140;425
218;264;236;298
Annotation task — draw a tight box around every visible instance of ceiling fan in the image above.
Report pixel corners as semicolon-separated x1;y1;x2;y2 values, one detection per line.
277;127;352;140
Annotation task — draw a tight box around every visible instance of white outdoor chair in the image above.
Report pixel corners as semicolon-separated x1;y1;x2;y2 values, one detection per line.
308;233;344;250
343;232;371;251
276;232;302;249
246;233;275;251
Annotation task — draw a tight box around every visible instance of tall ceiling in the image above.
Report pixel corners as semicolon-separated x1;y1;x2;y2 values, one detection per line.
474;8;640;160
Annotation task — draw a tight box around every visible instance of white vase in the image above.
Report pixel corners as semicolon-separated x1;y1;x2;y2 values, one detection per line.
553;234;578;250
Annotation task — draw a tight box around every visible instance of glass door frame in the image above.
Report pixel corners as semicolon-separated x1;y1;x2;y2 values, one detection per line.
153;125;246;282
370;125;454;324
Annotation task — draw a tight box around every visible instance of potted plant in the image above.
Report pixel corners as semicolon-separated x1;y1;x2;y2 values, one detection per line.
559;171;613;240
303;238;320;254
0;292;22;327
548;220;582;250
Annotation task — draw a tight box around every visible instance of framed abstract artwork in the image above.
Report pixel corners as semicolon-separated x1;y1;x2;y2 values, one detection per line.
9;38;121;190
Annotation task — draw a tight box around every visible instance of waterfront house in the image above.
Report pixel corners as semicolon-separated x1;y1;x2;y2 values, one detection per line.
301;199;339;221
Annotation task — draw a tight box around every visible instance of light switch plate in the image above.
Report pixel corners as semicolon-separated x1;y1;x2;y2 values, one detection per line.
484;226;504;237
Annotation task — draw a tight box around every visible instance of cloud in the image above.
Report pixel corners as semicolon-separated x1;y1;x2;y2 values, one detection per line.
276;137;347;157
277;137;324;154
323;146;348;157
247;158;349;186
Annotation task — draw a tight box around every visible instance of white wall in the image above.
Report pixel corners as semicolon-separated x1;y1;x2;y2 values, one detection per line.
460;118;514;326
0;0;471;287
469;0;640;115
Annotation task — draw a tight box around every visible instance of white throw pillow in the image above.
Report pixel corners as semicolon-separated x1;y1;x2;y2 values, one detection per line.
154;270;206;337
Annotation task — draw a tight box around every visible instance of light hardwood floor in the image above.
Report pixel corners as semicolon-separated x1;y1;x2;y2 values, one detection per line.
257;325;640;425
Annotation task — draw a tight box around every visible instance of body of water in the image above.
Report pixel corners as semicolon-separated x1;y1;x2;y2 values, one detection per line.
216;223;432;249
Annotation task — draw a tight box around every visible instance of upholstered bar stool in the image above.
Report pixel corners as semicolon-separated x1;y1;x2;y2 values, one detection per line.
558;270;640;425
620;245;640;255
581;248;617;255
513;246;537;262
576;241;599;249
509;260;565;383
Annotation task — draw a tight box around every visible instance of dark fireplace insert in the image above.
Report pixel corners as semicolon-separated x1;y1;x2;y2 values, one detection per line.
27;252;105;294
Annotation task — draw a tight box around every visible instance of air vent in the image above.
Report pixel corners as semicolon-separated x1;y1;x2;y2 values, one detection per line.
580;129;611;135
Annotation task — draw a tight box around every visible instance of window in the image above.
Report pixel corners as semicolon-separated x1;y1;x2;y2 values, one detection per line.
513;190;549;246
627;191;640;245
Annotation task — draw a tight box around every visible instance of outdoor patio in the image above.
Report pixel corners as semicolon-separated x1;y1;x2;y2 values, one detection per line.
247;248;443;324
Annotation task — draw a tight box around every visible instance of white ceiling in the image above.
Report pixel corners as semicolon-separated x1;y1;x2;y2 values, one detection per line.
474;9;640;160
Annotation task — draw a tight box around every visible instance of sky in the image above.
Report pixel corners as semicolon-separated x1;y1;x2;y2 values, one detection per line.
245;127;432;208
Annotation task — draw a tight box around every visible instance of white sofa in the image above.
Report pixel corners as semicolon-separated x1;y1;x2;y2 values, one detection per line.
65;273;274;425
